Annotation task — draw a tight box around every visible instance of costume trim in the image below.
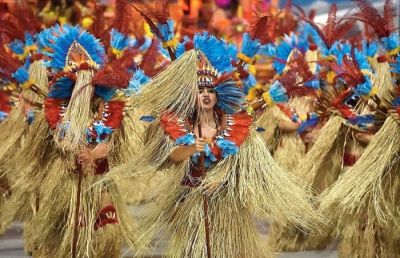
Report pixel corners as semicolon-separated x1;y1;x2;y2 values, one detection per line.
160;111;252;167
44;97;125;143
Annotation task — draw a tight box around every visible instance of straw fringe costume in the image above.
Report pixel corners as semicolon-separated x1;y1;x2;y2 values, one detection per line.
0;60;48;253
256;30;321;251
265;98;317;252
106;25;324;256
319;114;400;258
319;34;400;258
1;24;144;257
298;2;399;254
270;98;311;171
255;106;280;154
0;3;47;237
114;107;158;205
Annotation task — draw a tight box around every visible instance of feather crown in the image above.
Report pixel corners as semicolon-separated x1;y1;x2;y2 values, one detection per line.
175;32;245;114
42;24;106;73
274;33;309;75
176;32;233;74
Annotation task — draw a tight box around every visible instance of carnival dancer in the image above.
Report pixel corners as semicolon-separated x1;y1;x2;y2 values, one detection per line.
318;0;400;256
1;23;144;257
262;36;321;251
106;17;325;254
0;1;49;242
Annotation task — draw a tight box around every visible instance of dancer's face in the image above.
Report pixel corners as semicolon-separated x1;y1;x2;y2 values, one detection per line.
198;87;217;111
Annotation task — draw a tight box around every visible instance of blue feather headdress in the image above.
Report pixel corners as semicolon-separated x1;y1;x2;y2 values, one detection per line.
330;42;352;65
213;75;246;114
258;43;276;58
8;39;25;56
12;60;33;91
42;24;106;73
110;29;136;58
362;40;379;59
7;31;38;60
298;22;325;50
353;48;375;98
125;69;151;96
382;32;400;56
176;32;233;74
36;27;58;53
240;33;261;62
195;49;245;114
227;43;239;62
347;114;375;126
274;34;309;75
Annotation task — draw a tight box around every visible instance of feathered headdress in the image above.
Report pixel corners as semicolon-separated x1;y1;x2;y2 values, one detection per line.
42;24;105;73
277;50;320;98
138;32;248;119
238;9;278;66
41;24;133;151
350;0;396;39
273;33;310;75
303;4;356;59
321;45;376;102
348;0;399;55
2;0;43;61
129;0;177;59
184;34;246;115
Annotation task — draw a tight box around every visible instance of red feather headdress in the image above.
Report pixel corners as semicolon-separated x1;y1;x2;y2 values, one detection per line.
303;4;356;49
349;0;396;39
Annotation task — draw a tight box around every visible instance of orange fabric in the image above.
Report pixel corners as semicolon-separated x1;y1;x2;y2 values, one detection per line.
160;113;187;140
103;101;124;129
277;103;293;119
44;97;64;129
343;153;360;167
0;91;12;115
160;111;252;148
224;112;252;146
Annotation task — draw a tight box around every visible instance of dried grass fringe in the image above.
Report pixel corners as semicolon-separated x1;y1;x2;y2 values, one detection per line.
104;118;178;183
356;61;394;114
135;160;276;258
292;116;347;195
2;110;142;256
206;130;325;235
25;59;49;101
271;97;312;171
265;116;347;251
56;70;93;153
319;116;400;237
106;123;326;257
201;131;326;229
108;107;164;204
372;60;395;104
0;60;48;185
23;154;140;257
338;218;389;258
138;50;199;119
0;112;52;234
255;106;280;154
0;105;28;161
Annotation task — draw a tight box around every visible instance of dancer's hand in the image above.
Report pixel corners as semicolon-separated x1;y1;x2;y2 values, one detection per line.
77;149;94;165
77;144;108;165
193;137;206;152
91;143;108;159
355;132;372;144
